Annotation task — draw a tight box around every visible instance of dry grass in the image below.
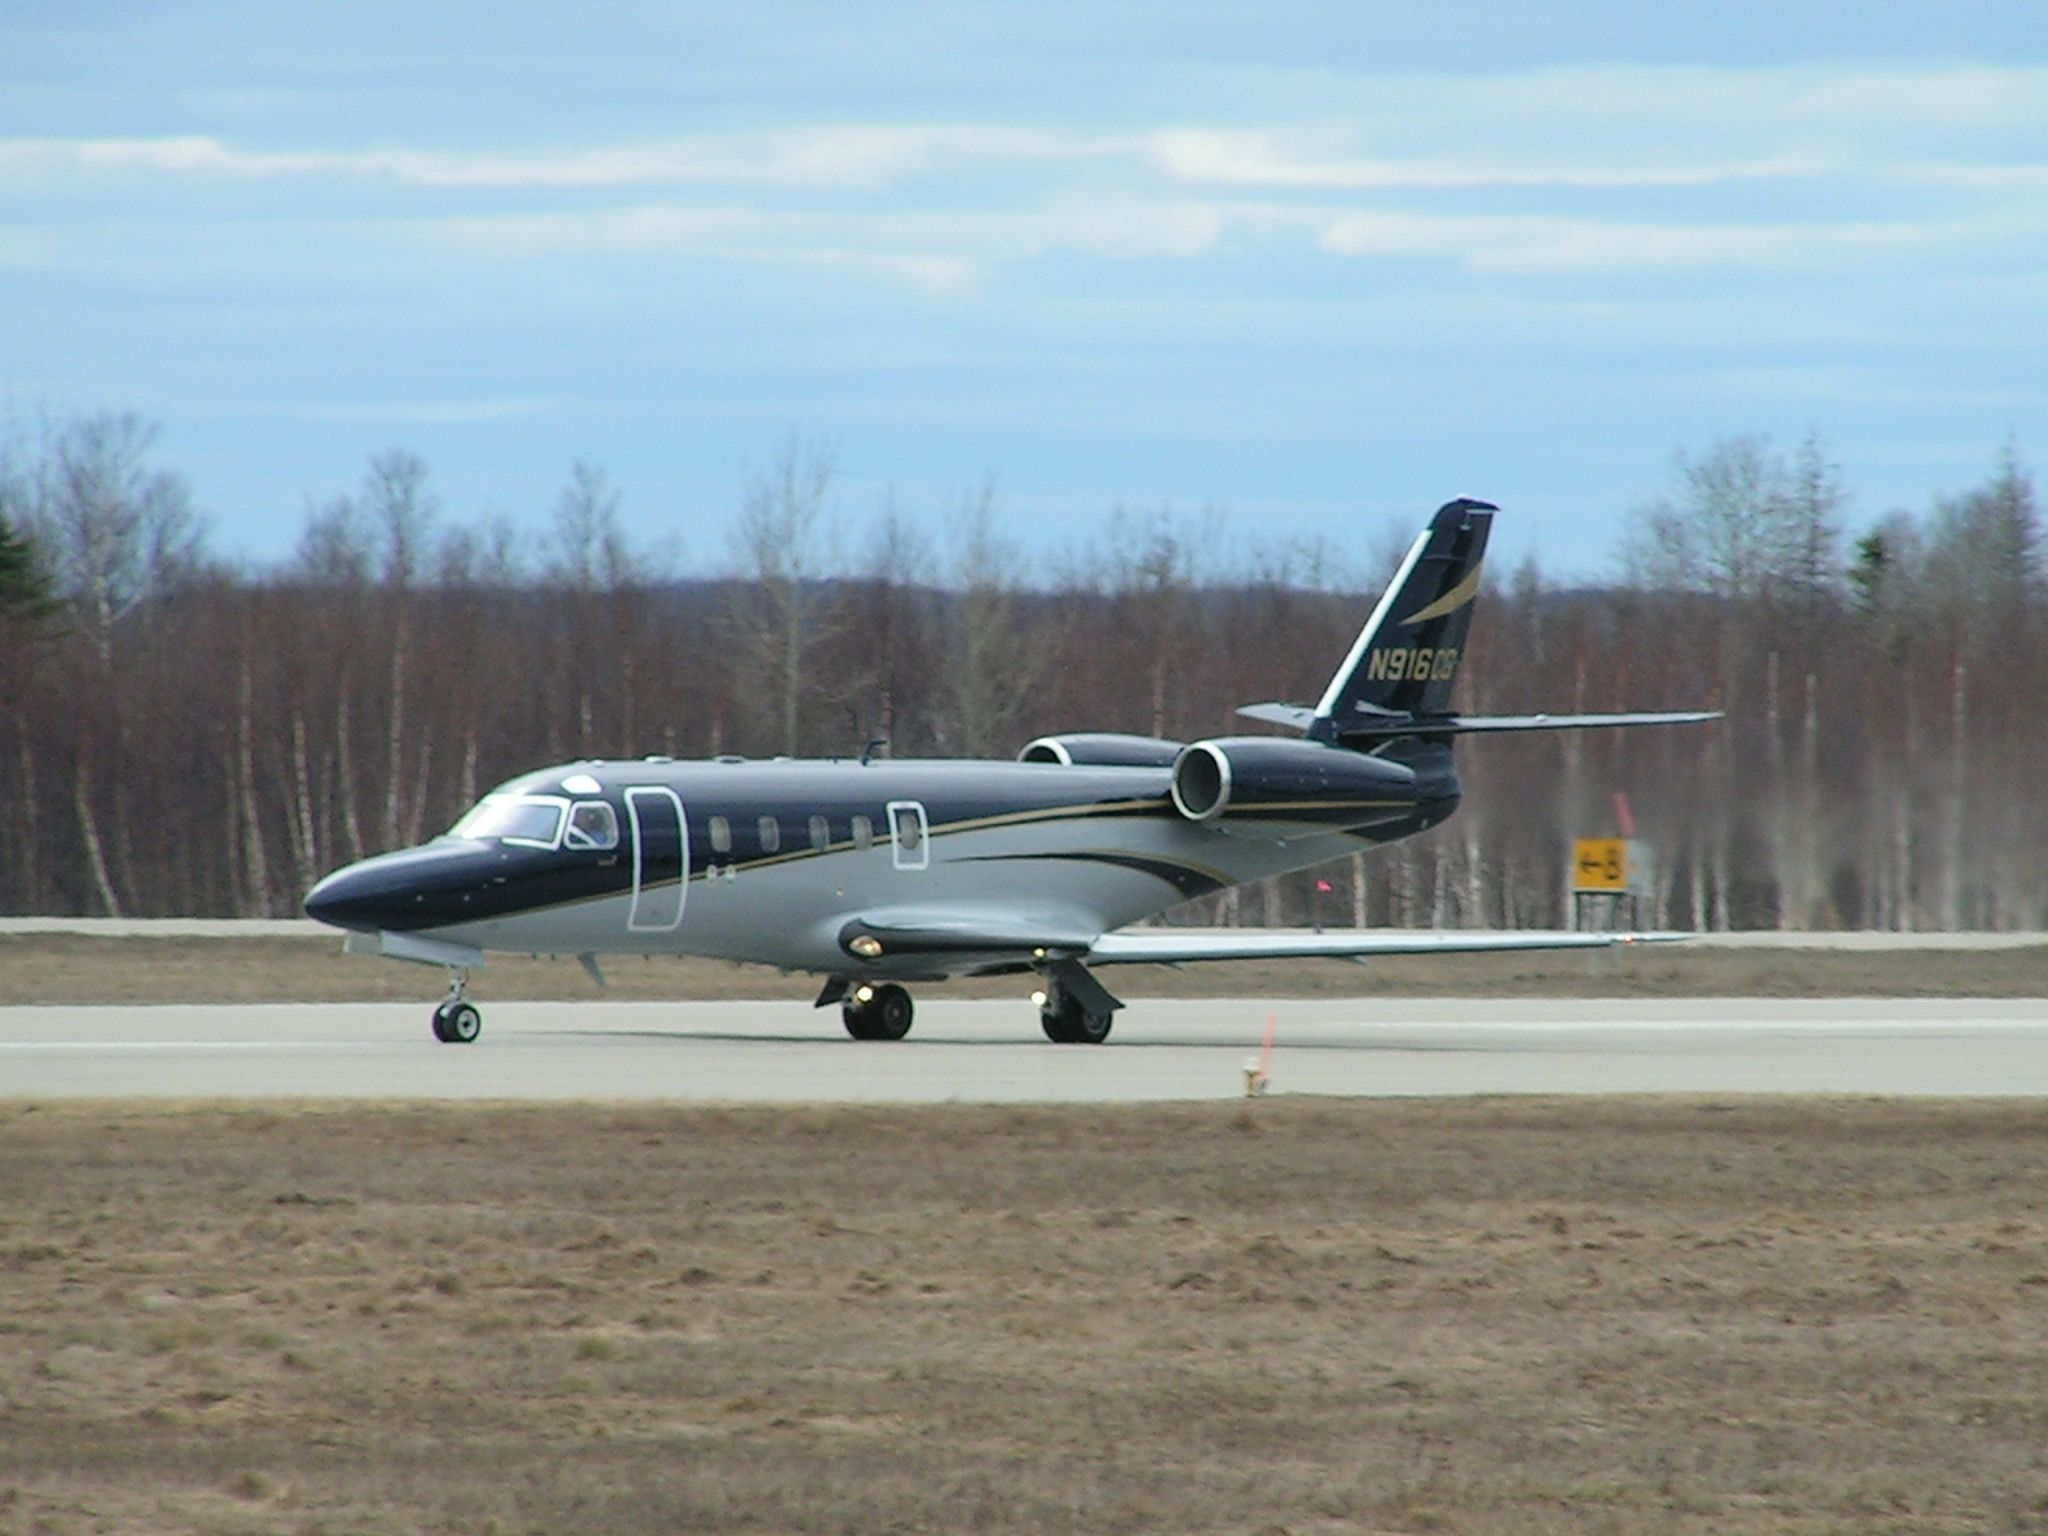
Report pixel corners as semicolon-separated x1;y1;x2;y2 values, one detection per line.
4;1097;2048;1534
4;933;2048;1005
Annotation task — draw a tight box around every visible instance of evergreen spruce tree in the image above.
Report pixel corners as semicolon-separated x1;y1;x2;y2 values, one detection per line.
0;515;56;621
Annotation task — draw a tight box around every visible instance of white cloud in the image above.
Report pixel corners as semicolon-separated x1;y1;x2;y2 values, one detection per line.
2;60;2044;297
1150;130;1821;191
1315;208;2038;277
1151;64;2048;192
285;398;556;425
0;125;1090;194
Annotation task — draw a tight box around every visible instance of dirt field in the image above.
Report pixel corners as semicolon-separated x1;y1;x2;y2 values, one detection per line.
3;1097;2047;1535
5;932;2048;1005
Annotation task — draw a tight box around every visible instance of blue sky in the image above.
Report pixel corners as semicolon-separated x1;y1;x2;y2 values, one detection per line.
4;2;2045;580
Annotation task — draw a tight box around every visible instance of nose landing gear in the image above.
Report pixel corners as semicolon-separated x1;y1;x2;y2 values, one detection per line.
431;968;482;1044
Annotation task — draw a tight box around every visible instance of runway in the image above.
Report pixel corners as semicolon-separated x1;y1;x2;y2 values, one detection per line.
2;996;2044;1100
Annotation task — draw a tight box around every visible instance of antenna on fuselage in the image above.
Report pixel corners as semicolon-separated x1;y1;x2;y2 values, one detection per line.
860;737;889;766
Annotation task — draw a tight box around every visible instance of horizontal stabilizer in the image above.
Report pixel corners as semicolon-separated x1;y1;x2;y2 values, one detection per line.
1088;927;1688;966
1235;702;1318;731
1337;710;1721;742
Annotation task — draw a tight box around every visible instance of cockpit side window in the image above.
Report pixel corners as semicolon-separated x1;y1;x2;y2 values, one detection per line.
449;795;567;849
565;801;620;851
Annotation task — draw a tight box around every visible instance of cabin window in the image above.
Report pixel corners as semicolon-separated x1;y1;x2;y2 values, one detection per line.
850;814;874;850
565;801;619;851
757;815;781;853
809;814;830;850
708;815;732;854
893;806;922;853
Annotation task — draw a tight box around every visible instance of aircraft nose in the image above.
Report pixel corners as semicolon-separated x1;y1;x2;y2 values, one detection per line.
304;841;506;933
303;860;400;933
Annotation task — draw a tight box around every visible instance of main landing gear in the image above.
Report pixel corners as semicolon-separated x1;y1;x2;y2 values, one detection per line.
1037;957;1121;1044
431;968;482;1045
816;958;1123;1044
1039;992;1113;1044
840;982;914;1041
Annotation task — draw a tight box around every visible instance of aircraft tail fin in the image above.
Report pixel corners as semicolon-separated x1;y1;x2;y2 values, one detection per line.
1234;497;1719;746
1312;497;1494;730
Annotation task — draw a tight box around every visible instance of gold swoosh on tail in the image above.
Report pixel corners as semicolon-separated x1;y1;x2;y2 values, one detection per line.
1402;561;1483;625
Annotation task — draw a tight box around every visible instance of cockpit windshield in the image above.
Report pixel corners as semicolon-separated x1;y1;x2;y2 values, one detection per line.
448;795;566;848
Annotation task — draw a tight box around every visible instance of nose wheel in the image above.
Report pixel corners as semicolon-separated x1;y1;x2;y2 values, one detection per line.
431;969;482;1044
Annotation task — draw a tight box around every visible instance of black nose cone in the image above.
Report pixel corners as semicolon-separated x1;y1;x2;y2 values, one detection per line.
304;861;394;933
304;842;500;933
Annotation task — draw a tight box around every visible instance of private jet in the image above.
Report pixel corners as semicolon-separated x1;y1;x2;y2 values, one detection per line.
305;498;1715;1043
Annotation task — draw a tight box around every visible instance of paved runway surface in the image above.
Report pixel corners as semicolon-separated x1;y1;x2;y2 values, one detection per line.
2;997;2045;1101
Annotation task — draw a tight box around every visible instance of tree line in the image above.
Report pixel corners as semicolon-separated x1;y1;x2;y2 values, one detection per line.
2;413;2041;930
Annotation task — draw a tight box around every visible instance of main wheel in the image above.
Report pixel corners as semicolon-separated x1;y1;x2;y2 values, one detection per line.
435;1001;482;1045
1041;995;1112;1045
1070;1007;1112;1044
842;984;914;1041
869;984;913;1040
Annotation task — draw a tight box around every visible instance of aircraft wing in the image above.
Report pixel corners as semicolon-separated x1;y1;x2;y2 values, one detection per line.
840;908;1684;970
1086;928;1684;965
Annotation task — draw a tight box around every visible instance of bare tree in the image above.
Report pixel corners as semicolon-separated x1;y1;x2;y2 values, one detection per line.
726;437;844;755
293;495;375;585
537;462;645;755
545;461;630;591
361;450;437;591
942;485;1039;756
12;413;204;669
842;493;937;755
1628;435;1789;602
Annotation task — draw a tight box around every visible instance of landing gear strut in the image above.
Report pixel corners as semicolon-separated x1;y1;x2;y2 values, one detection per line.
431;968;482;1045
841;982;914;1041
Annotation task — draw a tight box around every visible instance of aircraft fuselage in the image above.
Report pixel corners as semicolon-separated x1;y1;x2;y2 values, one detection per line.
306;754;1455;979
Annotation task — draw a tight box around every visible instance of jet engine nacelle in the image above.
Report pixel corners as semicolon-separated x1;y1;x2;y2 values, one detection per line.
1018;733;1184;768
1169;736;1417;826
